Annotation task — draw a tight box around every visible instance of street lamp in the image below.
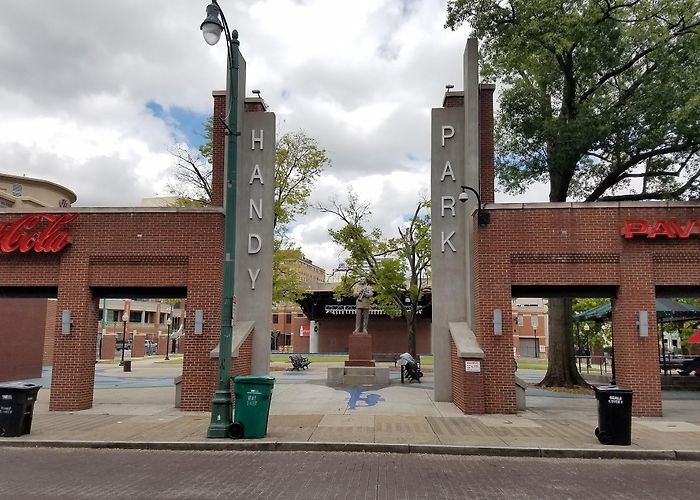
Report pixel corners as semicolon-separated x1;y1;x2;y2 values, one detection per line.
165;318;173;361
120;312;129;367
201;0;240;439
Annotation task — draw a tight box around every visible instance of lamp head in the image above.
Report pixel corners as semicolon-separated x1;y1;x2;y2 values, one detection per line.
122;312;129;322
458;191;469;203
166;318;172;326
201;2;224;45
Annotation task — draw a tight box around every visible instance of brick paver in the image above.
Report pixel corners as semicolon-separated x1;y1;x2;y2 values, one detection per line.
0;448;698;499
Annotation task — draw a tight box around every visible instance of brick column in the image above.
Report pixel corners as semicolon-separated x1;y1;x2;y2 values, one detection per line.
157;333;168;355
211;91;226;208
612;252;662;416
180;247;223;411
100;334;116;360
475;217;516;414
479;84;495;205
132;333;146;357
50;260;98;411
451;339;485;413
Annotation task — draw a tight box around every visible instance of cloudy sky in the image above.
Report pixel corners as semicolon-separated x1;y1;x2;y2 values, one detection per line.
0;0;547;274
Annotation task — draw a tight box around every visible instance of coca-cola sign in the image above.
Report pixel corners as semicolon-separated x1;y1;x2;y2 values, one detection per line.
0;214;78;254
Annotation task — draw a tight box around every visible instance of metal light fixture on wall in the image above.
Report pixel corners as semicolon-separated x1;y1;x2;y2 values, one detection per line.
458;185;490;226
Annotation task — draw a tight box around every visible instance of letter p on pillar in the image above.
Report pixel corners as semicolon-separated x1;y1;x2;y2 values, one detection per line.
441;126;455;147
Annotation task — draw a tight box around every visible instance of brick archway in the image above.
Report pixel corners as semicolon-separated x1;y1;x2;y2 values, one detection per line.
0;209;226;411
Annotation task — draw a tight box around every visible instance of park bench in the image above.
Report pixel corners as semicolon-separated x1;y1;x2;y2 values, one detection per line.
289;354;310;371
373;353;421;367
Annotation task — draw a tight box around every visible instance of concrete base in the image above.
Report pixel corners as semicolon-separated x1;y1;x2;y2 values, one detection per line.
327;366;390;386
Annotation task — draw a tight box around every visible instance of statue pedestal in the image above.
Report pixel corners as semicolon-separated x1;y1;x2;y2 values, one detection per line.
345;332;375;367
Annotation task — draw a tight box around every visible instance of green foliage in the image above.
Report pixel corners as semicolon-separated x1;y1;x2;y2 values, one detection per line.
274;131;331;238
272;244;303;305
169;125;329;302
446;0;700;202
572;298;611;349
321;190;431;355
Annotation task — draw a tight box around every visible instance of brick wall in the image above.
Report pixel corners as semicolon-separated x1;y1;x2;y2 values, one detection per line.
451;339;485;414
0;209;226;411
291;316;432;354
476;204;700;416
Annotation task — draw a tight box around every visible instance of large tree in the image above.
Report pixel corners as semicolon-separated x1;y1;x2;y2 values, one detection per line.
320;191;431;356
446;0;700;386
169;125;330;303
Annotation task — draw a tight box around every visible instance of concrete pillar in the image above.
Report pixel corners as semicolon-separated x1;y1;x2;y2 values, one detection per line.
309;320;319;353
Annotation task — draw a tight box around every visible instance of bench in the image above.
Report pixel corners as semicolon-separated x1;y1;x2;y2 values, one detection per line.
373;353;399;365
289;354;310;371
373;353;421;367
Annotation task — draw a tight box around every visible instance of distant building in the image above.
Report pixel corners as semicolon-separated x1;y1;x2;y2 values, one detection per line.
0;172;76;208
512;298;549;358
291;256;326;285
271;255;326;349
140;196;179;207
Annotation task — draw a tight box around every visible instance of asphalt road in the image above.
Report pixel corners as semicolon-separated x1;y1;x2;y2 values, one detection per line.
0;448;697;499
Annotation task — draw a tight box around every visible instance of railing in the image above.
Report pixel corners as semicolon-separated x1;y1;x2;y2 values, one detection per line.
576;355;609;375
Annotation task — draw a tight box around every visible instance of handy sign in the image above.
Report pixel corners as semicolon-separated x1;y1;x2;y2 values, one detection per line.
464;360;481;372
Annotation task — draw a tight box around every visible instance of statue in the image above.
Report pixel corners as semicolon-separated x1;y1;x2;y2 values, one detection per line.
354;279;373;333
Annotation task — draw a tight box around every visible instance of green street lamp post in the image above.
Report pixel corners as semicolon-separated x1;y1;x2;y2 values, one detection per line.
202;0;240;439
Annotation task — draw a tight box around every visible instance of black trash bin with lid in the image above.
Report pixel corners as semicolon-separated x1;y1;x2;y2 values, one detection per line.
0;383;42;437
594;385;633;445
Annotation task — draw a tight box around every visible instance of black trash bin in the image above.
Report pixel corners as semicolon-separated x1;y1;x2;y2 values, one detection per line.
0;383;42;437
594;385;633;445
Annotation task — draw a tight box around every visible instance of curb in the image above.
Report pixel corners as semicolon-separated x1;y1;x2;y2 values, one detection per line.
0;439;695;461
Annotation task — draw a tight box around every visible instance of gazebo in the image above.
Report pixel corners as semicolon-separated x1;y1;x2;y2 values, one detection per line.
574;298;700;374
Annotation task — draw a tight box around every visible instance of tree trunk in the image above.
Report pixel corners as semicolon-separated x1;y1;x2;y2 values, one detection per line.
538;297;589;387
405;309;417;358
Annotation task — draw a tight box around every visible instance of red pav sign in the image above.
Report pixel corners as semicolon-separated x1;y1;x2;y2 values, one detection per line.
623;219;700;239
0;213;78;253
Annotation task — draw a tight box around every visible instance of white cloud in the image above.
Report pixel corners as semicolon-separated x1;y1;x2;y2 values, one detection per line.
0;1;547;273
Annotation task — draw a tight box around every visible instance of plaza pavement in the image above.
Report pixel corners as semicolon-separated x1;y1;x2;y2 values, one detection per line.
2;357;700;460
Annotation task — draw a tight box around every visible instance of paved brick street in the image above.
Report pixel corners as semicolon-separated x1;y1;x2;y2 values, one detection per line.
0;448;698;499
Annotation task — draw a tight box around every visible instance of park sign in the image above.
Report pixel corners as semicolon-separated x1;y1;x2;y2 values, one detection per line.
0;213;78;254
623;219;700;239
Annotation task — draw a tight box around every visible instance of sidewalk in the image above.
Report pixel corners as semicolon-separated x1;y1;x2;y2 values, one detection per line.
2;359;700;460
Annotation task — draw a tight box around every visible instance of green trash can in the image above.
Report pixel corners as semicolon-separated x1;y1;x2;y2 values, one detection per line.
231;375;275;439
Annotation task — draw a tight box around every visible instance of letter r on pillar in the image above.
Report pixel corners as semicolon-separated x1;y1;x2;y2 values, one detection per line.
441;196;455;217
